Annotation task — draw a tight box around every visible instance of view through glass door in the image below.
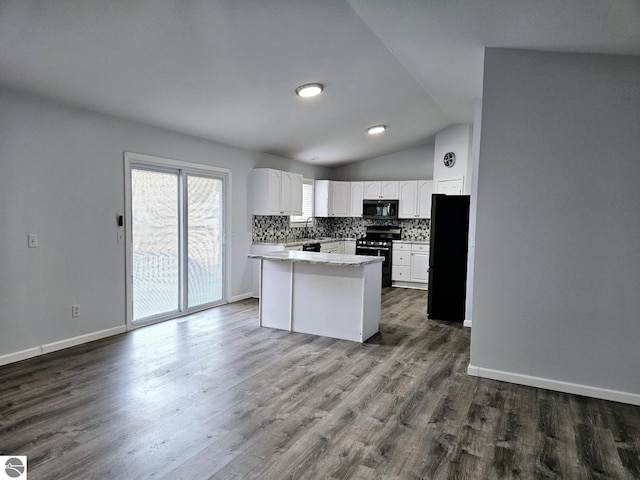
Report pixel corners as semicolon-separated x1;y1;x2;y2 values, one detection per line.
129;159;226;325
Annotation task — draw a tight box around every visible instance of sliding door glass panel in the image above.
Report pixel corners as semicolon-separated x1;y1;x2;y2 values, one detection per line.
131;169;180;321
187;175;223;308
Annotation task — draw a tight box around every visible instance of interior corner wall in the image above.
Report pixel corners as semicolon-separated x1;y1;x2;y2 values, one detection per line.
0;87;311;360
329;141;434;181
470;49;640;402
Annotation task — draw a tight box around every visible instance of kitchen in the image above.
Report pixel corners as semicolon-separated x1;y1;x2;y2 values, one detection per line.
249;131;473;342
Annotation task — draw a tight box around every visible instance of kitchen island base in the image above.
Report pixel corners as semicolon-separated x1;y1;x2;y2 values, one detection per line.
252;252;383;343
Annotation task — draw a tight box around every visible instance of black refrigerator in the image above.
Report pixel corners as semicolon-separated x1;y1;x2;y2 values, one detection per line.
427;194;470;322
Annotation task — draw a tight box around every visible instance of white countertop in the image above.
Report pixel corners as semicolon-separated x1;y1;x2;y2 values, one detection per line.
394;240;429;245
248;250;383;266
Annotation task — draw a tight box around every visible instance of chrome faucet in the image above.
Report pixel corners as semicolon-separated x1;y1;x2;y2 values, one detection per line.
304;216;314;238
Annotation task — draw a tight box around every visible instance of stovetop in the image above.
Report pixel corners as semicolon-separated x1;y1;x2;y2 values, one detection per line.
356;225;402;247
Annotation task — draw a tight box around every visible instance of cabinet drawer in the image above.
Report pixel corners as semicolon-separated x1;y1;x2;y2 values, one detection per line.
411;244;429;253
393;243;411;251
392;266;411;281
393;252;411;266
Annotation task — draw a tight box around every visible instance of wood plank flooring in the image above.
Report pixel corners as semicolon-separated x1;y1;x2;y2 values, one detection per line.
1;288;639;479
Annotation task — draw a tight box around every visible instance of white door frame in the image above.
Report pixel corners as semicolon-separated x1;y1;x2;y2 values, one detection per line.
123;152;232;331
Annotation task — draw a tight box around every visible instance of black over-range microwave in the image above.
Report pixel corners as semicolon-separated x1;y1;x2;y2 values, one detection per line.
362;199;399;220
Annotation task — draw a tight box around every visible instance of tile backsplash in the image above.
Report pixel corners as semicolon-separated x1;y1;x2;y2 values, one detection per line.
253;216;430;242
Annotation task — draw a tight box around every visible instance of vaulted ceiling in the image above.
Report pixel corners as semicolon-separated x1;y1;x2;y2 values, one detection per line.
1;1;638;166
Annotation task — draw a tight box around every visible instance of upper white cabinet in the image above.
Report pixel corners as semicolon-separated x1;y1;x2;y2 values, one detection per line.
398;180;434;218
363;181;399;199
314;180;350;217
349;182;364;217
250;168;303;216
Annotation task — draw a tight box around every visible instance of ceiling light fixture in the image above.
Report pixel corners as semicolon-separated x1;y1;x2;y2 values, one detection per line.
295;83;324;98
366;125;387;135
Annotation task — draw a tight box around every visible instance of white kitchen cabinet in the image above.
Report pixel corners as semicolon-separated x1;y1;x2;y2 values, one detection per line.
321;241;341;254
250;168;303;215
364;181;399;199
287;172;303;216
343;240;356;255
315;180;350;217
392;242;429;289
349;182;364;217
410;244;429;283
398;180;433;219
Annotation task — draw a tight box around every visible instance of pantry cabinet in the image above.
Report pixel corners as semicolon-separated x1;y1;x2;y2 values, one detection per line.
250;168;303;216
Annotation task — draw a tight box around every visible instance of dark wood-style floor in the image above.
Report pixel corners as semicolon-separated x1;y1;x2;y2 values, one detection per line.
1;288;639;479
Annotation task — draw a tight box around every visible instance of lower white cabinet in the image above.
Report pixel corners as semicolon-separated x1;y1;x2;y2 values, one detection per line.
392;242;429;289
343;240;356;255
321;241;341;254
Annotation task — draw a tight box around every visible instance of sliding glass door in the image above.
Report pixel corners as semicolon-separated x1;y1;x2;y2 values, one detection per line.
128;156;227;326
186;174;224;308
131;169;181;320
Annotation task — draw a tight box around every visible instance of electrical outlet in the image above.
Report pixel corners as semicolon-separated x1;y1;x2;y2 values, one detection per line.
72;305;81;318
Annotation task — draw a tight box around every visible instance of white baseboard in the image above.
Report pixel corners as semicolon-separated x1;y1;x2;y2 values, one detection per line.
467;364;640;406
463;320;472;328
0;325;126;367
229;292;254;303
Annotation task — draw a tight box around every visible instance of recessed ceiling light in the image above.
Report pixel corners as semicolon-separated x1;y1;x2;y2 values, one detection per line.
366;125;387;135
295;83;324;98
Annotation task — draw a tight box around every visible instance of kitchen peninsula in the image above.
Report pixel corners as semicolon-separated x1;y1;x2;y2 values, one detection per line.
248;251;383;343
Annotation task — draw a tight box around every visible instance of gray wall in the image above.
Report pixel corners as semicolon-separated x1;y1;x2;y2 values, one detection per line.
329;141;434;181
471;49;640;396
0;87;328;357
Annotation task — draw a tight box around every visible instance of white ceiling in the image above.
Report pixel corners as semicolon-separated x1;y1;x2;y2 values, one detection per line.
1;1;638;166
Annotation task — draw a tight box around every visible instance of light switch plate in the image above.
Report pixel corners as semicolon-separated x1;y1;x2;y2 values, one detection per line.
28;234;38;248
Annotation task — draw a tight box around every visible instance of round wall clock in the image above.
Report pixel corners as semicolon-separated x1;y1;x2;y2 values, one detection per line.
443;152;456;168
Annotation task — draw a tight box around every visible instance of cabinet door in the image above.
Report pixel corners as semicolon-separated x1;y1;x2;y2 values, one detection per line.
410;253;429;283
416;180;434;218
393;249;411;266
349;182;363;217
251;168;282;215
267;170;282;214
280;171;292;214
344;240;356;255
329;181;350;217
288;173;303;216
398;181;417;218
322;242;340;253
435;177;464;195
380;181;399;199
363;181;381;199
